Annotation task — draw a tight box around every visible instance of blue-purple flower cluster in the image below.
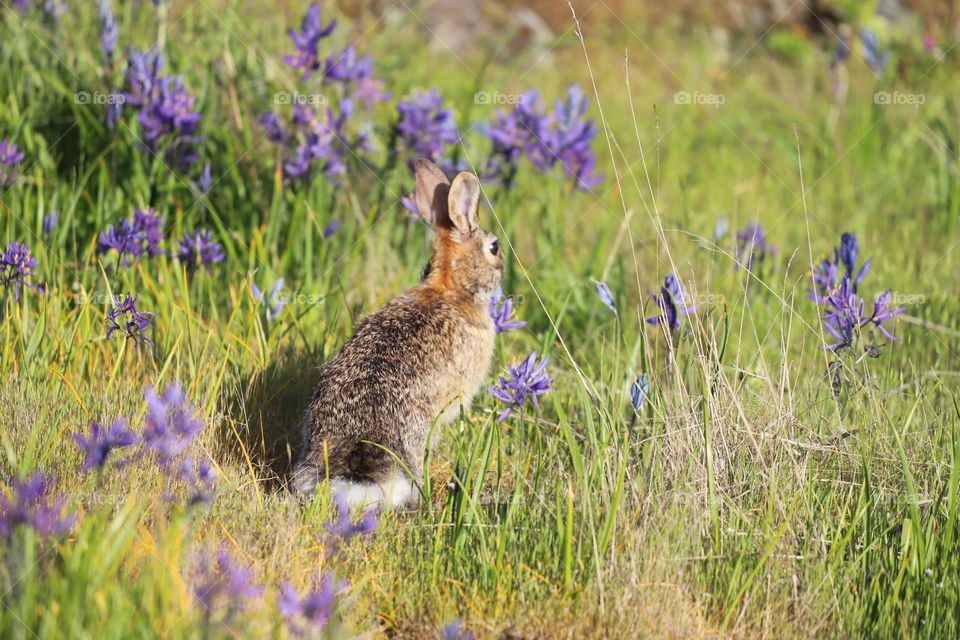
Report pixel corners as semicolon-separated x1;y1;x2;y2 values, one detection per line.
193;547;264;625
647;273;697;333
488;352;553;422
118;47;203;172
0;138;25;185
0;241;42;301
734;222;776;271
105;294;155;346
484;85;603;190
0;472;77;539
98;207;224;274
72;383;216;505
811;232;904;351
260;2;387;183
488;287;526;334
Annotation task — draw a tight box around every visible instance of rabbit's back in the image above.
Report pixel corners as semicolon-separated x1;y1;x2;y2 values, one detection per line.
300;286;494;480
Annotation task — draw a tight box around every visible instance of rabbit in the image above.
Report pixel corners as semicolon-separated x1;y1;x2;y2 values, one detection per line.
290;158;504;508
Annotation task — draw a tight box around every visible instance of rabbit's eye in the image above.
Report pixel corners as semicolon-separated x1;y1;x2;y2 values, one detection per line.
488;239;500;257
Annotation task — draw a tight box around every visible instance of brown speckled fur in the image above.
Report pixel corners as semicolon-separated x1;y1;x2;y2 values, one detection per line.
291;159;503;500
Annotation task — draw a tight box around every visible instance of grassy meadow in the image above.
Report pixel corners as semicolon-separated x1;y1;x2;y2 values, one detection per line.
1;0;959;637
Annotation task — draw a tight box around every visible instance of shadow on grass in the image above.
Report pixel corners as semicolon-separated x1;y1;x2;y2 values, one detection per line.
219;348;320;493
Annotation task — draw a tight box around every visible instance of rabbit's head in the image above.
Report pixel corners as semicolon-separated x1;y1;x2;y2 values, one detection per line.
413;159;504;302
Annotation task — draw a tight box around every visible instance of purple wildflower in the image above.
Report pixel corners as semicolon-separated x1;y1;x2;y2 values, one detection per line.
142;383;203;466
99;0;118;68
105;293;155;346
122;48;202;171
176;229;225;272
527;85;603;190
594;281;617;315
250;278;286;323
734;223;776;271
197;163;212;194
179;456;217;506
443;620;475;640
42;211;58;237
714;218;729;241
488;287;526;334
73;418;139;472
283;2;337;80
281;102;354;181
323;219;341;238
258;112;288;143
10;0;31;12
98;207;165;267
396;89;459;164
0;241;40;301
399;193;419;216
325;493;378;541
816;274;904;351
630;373;649;412
0;472;77;539
646;274;697;332
811;232;871;300
483;90;543;186
106;90;123;129
193;547;264;624
487;352;553;422
0;138;25;186
860;27;889;74
279;575;348;637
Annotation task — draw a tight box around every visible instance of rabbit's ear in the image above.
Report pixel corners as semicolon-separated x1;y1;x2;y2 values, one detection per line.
414;159;450;227
447;172;480;239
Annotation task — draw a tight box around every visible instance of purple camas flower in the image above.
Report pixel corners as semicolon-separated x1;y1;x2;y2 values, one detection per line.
176;229;225;272
488;287;526;334
396;89;459;164
488;352;553;422
443;620;475;640
594;281;617;315
250;278;286;323
734;222;776;271
484;90;543;186
323;219;341;238
73;418;139;472
122;48;202;171
279;102;356;181
0;472;77;539
646;273;697;333
860;27;889;74
193;548;264;624
811;232;871;299
98;0;118;69
197;163;212;194
283;2;337;80
630;373;649;411
483;85;602;190
0;241;40;301
179;456;217;506
98;207;165;267
105;294;155;347
325;494;378;541
0;138;25;185
258;112;288;143
529;84;603;190
42;211;58;237
142;383;203;466
816;274;904;351
279;575;348;637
